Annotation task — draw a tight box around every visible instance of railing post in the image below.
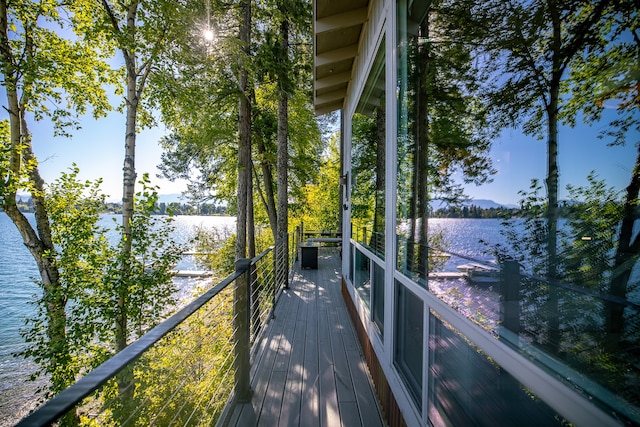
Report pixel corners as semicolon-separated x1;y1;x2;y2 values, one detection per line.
234;258;252;402
282;235;289;289
500;258;521;345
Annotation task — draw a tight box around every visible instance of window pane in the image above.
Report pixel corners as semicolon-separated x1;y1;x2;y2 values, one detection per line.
351;42;385;259
395;281;423;408
372;262;384;336
428;310;567;426
354;248;371;307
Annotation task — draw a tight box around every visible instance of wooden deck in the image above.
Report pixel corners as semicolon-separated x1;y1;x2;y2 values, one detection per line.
227;248;385;427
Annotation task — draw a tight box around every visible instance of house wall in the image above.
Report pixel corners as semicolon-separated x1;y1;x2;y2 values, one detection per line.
339;1;629;426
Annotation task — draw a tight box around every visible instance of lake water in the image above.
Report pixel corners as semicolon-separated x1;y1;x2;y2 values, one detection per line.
0;213;235;426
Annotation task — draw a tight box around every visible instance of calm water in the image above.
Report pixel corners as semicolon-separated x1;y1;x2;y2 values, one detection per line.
0;213;235;426
429;218;508;261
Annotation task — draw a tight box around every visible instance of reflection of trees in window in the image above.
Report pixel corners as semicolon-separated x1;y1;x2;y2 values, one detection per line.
474;0;636;367
495;177;640;411
351;106;385;255
397;0;495;279
351;43;386;256
559;0;639;357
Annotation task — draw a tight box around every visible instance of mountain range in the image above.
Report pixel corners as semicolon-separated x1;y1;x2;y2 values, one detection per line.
430;199;518;210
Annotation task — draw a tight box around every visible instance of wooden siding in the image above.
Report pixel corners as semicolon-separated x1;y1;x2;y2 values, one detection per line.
342;278;407;427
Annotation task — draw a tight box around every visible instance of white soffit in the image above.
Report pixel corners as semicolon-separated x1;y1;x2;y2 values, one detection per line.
313;0;369;115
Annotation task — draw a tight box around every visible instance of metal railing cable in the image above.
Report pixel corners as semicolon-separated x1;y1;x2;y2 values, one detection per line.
16;231;296;427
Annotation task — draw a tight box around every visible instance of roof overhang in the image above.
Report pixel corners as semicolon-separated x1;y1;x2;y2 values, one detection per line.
313;0;369;115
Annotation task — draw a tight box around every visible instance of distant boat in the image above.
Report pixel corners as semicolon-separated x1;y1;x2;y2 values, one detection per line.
457;262;500;284
172;270;214;278
430;249;451;259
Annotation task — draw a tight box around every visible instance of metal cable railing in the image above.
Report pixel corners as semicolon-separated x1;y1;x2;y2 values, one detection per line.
16;231;297;427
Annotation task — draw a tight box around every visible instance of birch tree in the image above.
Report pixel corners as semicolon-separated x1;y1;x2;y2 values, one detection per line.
96;0;193;352
0;0;114;397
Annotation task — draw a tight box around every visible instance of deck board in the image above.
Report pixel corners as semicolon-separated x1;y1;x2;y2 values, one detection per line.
299;272;320;427
228;248;384;427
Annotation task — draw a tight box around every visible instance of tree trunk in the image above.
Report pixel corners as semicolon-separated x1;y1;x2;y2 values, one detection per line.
605;146;640;352
255;137;278;239
416;18;431;281
109;3;142;411
236;0;252;260
116;65;139;353
545;1;562;352
276;14;289;288
0;4;70;394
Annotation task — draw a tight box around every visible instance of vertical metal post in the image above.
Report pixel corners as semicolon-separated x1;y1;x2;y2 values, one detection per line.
234;258;252;402
500;258;521;345
283;235;289;289
273;243;281;300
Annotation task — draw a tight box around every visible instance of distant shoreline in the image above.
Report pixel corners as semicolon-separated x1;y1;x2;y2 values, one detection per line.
4;198;229;217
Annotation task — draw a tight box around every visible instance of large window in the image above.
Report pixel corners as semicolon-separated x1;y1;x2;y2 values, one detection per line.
395;0;640;423
351;42;385;259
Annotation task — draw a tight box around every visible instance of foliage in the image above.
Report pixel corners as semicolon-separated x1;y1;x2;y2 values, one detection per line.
559;173;623;291
20;167;112;398
77;288;236;426
491;175;640;408
418;0;498;192
252;84;324;224
296;133;341;232
254;0;312;94
0;0;117;133
0;119;34;202
193;224;237;278
131;289;235;426
488;180;549;276
561;0;639;145
427;226;451;272
45;167;115;371
96;0;197;128
350;114;378;225
103;175;186;345
154;0;322;243
476;0;613;136
19;170;187;406
192;225;274;278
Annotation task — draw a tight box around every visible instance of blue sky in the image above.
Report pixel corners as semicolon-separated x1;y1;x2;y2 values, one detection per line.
462;109;639;206
2;89;638;206
23;110;188;202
